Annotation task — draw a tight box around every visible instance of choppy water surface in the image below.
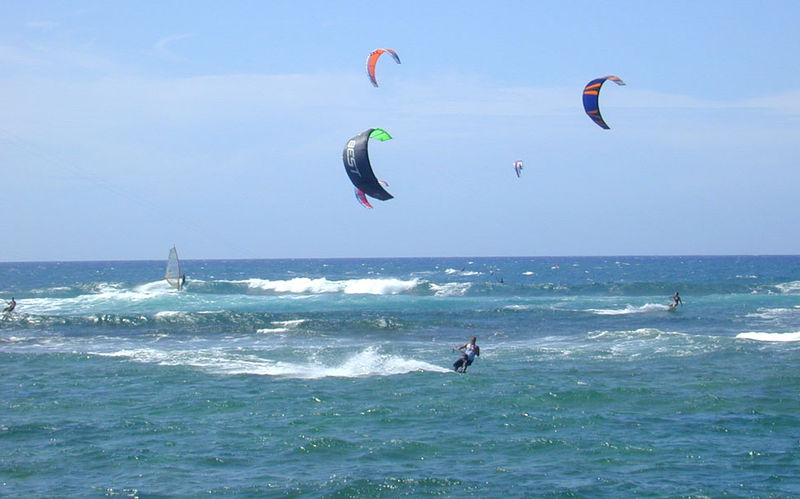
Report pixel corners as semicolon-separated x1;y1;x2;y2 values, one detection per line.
2;256;800;496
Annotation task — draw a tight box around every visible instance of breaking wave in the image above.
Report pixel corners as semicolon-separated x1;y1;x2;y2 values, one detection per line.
229;277;422;295
736;331;800;342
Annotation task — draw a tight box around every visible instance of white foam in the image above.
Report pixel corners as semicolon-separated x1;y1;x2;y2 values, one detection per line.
295;347;450;379
256;327;288;334
444;268;481;276
271;319;306;327
1;336;32;343
95;348;174;364
745;307;799;320
736;331;800;342
587;303;670;315
133;280;177;293
256;318;307;333
503;304;534;311
154;310;186;318
30;286;72;294
429;282;471;297
95;346;450;379
583;328;706;359
774;281;800;294
18;280;177;315
232;277;420;295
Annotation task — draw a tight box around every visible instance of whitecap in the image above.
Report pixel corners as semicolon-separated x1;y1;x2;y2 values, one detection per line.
429;282;471;297
584;328;707;359
11;281;176;315
736;331;800;342
230;277;420;295
587;303;670;315
256;327;288;334
744;308;799;320
154;310;186;319
503;304;534;311
773;281;800;294
444;268;480;276
30;286;73;295
271;319;306;327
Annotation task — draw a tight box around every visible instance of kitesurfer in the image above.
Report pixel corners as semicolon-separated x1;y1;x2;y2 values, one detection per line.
3;297;16;313
453;336;480;373
670;292;682;309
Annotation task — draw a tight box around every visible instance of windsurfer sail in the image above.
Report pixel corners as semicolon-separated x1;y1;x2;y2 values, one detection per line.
165;246;186;290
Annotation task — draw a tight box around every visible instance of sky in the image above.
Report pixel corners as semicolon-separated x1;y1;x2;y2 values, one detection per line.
0;1;798;261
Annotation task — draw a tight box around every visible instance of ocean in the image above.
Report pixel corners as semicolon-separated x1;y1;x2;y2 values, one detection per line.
1;256;799;496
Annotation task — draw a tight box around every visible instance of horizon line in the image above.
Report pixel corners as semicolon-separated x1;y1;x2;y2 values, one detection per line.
1;254;798;265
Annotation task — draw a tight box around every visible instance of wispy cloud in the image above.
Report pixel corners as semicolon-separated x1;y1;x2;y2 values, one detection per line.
154;34;192;61
0;43;46;66
3;70;799;142
0;40;136;77
25;20;59;30
743;91;800;115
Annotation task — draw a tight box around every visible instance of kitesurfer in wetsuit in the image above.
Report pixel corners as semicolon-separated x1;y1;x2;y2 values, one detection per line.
453;336;480;373
671;292;682;308
3;297;16;313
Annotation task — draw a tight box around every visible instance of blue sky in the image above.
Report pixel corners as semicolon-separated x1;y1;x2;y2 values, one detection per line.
0;1;798;261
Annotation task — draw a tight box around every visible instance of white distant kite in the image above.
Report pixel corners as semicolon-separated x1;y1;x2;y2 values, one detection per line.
513;160;524;178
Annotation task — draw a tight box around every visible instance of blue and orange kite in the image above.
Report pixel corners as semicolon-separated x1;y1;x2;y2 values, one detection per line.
582;75;625;129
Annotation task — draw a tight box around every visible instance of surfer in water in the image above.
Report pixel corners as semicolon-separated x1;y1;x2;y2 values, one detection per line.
3;297;16;314
453;336;480;373
670;292;682;309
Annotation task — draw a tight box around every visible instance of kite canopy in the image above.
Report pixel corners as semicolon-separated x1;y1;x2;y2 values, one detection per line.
366;48;401;87
343;128;393;202
582;75;625;129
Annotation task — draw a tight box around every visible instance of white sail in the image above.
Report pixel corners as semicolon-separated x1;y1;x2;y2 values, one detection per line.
165;246;184;290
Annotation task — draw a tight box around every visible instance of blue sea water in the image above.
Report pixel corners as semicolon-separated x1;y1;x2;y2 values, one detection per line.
2;256;800;496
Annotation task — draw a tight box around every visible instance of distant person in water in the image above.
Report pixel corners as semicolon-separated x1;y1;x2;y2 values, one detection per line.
3;297;16;313
453;336;480;373
671;292;682;308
